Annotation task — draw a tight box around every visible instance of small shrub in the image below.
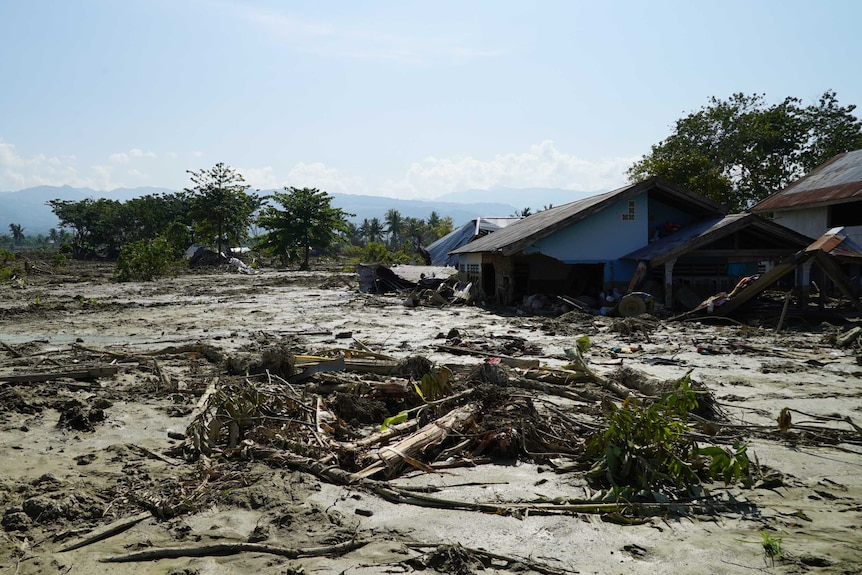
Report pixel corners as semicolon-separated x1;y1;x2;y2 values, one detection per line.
586;373;750;499
114;237;177;282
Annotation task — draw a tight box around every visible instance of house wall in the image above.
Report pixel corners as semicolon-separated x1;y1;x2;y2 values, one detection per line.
773;207;828;238
527;193;648;261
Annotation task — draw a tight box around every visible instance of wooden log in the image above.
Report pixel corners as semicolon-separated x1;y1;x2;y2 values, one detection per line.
351;402;481;481
0;365;120;384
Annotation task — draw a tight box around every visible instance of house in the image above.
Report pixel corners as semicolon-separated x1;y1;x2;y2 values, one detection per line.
751;150;862;297
450;177;813;309
424;217;520;267
750;149;862;243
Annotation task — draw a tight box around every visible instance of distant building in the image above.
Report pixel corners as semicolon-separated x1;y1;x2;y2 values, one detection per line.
424;217;519;267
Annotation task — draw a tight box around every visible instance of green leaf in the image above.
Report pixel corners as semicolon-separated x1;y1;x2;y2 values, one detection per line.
380;410;409;430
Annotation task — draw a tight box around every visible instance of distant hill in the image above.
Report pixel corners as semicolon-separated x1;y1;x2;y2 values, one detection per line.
0;186;520;236
436;187;600;210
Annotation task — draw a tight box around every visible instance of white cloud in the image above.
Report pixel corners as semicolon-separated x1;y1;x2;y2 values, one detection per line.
0;139;116;190
129;148;156;159
383;141;636;199
239;162;363;194
109;148;156;164
221;1;502;65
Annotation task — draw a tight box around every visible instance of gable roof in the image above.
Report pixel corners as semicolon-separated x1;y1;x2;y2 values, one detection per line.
425;217;519;266
751;149;862;213
450;177;725;257
622;213;814;268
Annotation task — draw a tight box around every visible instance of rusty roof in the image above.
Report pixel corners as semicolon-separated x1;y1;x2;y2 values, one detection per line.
751;149;862;212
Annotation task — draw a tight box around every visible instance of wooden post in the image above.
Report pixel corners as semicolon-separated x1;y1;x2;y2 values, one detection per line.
664;258;676;309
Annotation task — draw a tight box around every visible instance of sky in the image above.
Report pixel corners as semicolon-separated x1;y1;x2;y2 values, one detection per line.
1;0;861;199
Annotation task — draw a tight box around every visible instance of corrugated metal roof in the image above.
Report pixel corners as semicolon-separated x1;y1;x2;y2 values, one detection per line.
450;177;725;256
425;217;518;266
622;213;813;268
751;149;862;212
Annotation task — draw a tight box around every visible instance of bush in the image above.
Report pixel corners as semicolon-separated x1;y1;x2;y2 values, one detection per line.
586;373;750;499
114;237;177;282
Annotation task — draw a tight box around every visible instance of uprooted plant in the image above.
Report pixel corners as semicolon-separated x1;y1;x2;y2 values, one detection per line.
586;372;751;500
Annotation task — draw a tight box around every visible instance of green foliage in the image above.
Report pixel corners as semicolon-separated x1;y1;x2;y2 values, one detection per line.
381;410;409;430
48;197;125;258
114;237;177;282
0;249;21;282
413;366;453;402
51;252;68;269
256;187;353;270
760;530;783;565
587;373;750;498
345;242;411;265
628;90;862;211
185;163;261;253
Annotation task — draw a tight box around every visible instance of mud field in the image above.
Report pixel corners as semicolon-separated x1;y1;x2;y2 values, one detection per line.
1;262;861;575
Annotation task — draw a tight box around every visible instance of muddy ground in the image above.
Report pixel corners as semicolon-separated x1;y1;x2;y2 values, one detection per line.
1;261;861;575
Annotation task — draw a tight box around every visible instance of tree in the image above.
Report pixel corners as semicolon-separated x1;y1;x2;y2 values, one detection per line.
48;197;124;258
628;90;862;211
256;187;354;270
384;209;403;248
185;163;261;253
8;223;24;245
513;207;532;218
403;217;427;252
360;217;386;244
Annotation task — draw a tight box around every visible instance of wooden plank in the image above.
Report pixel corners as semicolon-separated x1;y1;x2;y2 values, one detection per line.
0;365;120;384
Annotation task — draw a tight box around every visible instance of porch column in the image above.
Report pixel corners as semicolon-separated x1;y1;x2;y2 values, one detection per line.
800;260;813;308
664;258;676;309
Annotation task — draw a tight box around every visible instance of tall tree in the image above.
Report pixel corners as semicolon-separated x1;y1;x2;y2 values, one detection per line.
360;217;385;244
256;187;353;270
185;163;261;253
384;209;403;248
628;90;862;211
8;223;25;245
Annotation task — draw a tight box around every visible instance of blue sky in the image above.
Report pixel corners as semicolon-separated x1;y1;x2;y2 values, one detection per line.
1;0;860;198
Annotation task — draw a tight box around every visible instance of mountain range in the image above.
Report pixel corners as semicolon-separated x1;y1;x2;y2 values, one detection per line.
0;185;599;236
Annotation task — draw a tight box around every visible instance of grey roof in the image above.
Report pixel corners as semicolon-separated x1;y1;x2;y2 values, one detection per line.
623;213;814;267
450;177;726;256
751;149;862;212
425;217;518;266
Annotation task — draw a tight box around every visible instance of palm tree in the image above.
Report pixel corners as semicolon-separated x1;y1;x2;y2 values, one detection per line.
360;218;385;244
384;209;403;248
8;223;25;245
48;228;59;243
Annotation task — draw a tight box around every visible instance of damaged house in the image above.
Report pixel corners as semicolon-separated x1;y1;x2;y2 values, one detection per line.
450;177;813;309
750;149;862;298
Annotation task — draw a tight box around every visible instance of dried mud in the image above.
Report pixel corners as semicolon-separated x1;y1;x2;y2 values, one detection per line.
1;262;861;575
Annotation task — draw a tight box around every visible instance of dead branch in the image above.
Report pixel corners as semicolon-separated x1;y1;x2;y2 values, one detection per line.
101;538;367;563
59;511;151;552
405;542;571;575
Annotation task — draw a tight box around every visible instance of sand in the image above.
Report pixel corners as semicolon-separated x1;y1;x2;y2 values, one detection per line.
1;262;860;574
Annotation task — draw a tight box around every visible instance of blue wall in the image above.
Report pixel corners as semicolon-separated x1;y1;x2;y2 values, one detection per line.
527;193;648;262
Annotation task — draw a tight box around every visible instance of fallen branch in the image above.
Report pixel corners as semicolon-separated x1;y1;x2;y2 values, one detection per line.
406;542;571;575
59;511;151;552
101;538;367;563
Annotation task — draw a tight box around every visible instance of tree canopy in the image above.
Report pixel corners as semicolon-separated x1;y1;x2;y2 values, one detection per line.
185;163;261;253
256;187;353;270
627;90;862;211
